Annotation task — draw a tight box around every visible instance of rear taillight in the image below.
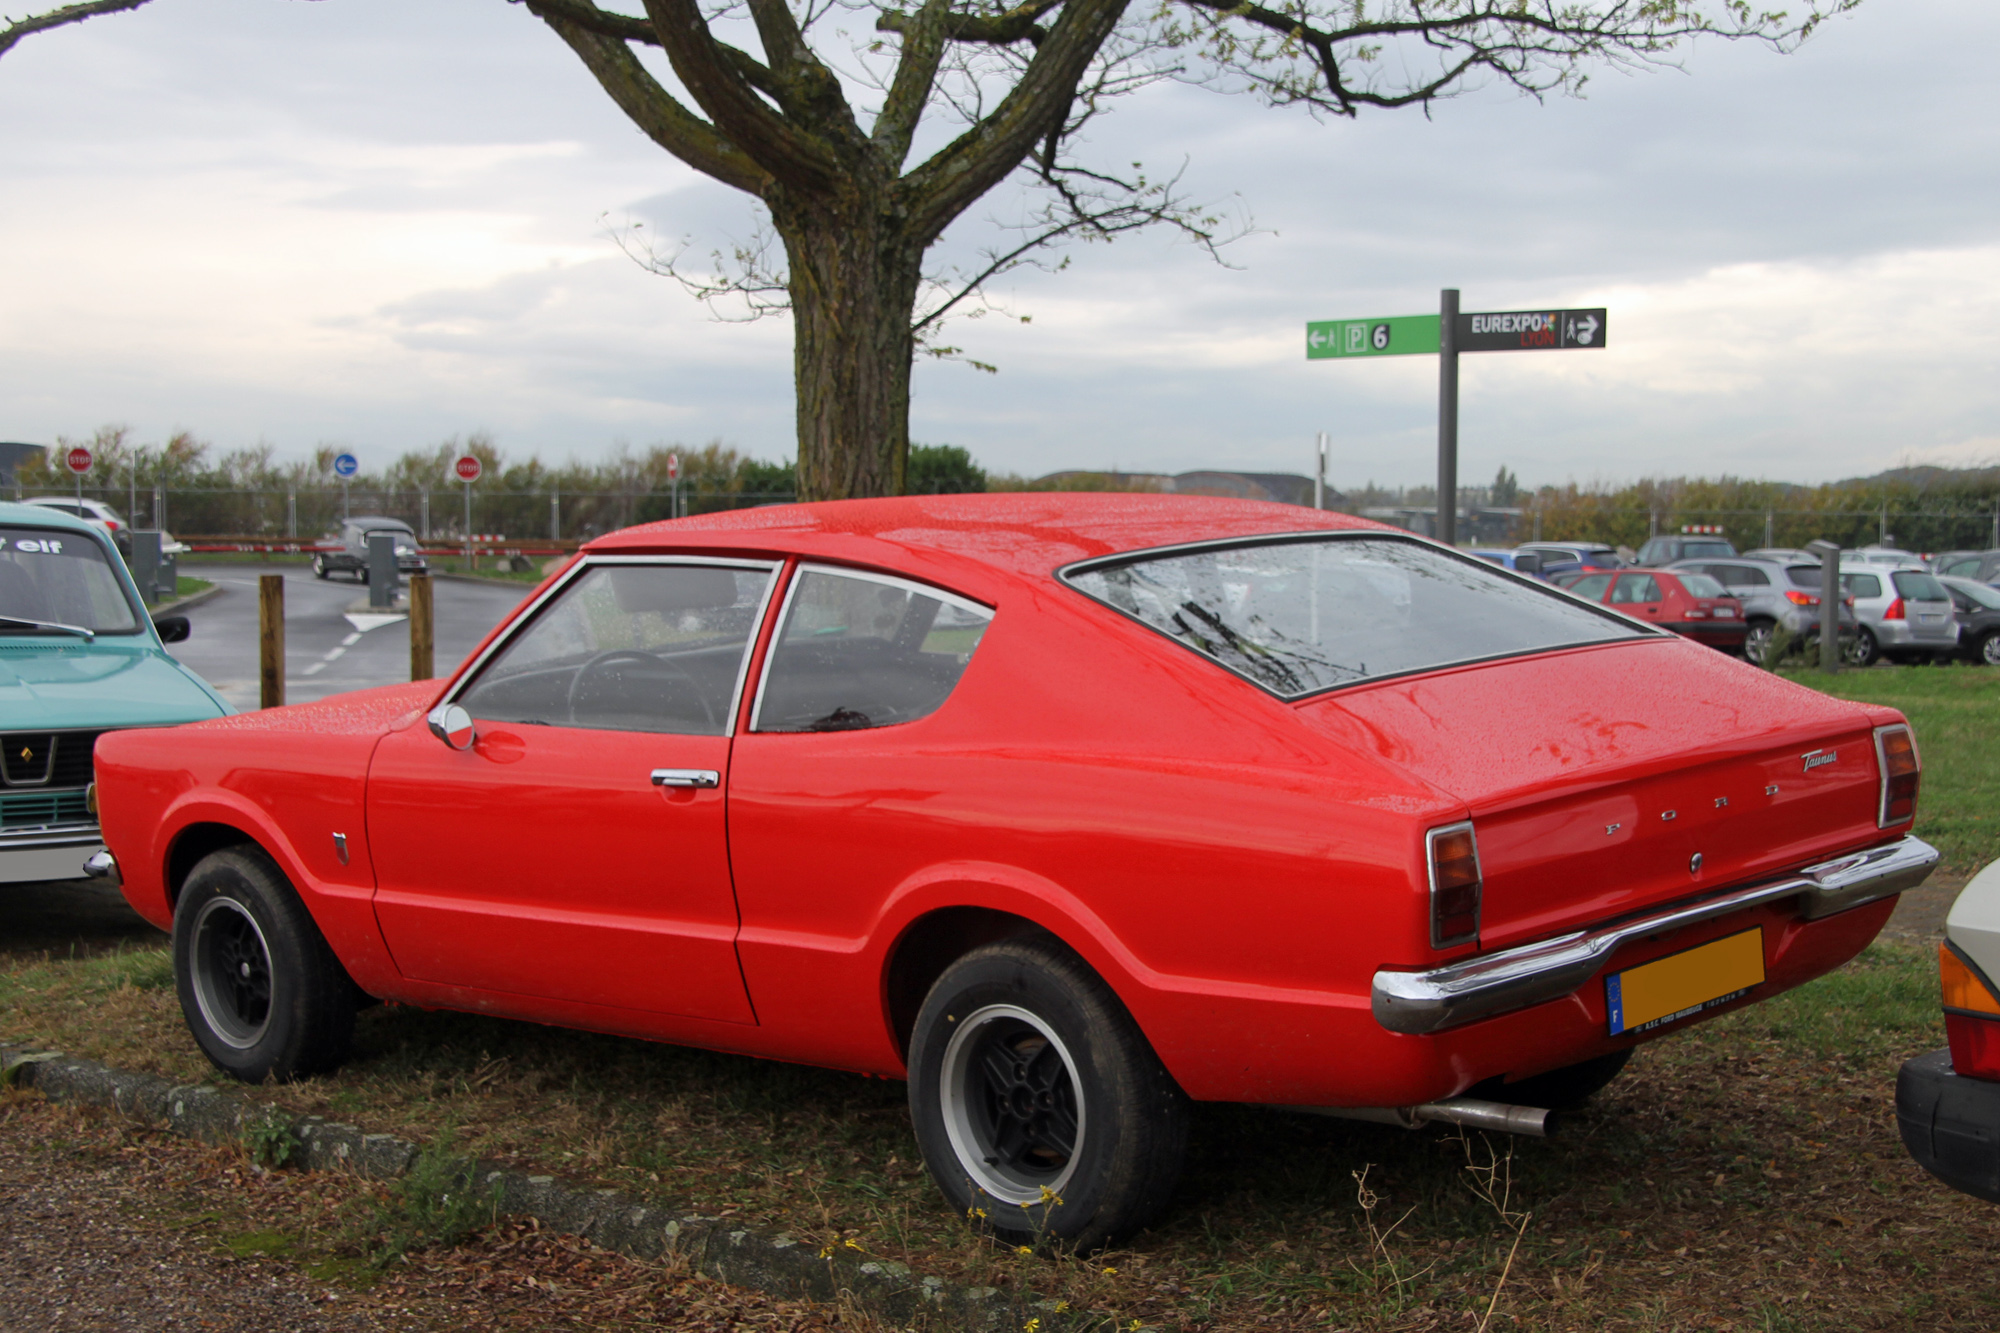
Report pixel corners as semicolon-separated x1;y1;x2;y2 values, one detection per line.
1785;590;1819;607
1875;723;1920;826
104;518;121;530
1884;598;1906;620
1943;942;2000;1081
1426;822;1481;949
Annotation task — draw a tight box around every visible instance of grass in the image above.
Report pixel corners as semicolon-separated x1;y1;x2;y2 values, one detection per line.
8;665;2000;1328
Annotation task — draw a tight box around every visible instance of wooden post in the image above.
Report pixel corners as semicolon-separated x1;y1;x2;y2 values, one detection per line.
258;574;285;709
409;574;434;682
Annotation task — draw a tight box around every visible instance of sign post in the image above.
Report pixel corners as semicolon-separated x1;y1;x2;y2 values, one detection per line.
454;453;482;565
667;452;681;520
1307;295;1608;545
65;445;92;504
333;452;359;521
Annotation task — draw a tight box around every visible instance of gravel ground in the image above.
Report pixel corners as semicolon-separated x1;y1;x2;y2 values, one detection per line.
0;1091;862;1332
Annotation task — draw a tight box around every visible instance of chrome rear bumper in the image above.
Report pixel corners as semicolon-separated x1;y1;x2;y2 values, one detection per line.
1372;835;1937;1035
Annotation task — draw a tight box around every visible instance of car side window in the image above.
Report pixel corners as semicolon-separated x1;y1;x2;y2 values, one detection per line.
1843;573;1883;599
1943;558;1979;577
1569;573;1613;600
753;567;993;733
1610;575;1660;604
456;562;774;735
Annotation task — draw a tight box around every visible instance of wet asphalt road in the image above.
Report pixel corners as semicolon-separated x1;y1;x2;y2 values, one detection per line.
167;563;535;712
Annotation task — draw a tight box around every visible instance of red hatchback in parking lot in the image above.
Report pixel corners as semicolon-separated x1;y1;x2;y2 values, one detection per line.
89;496;1932;1250
1566;568;1749;652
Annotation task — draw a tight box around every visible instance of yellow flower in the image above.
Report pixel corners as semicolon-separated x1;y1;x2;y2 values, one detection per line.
1017;1245;1034;1256
844;1239;864;1251
1103;1267;1118;1276
1054;1300;1070;1312
1023;1321;1041;1333
1037;1186;1065;1206
817;1246;834;1259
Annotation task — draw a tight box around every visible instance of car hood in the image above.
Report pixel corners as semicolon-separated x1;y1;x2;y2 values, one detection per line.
1294;637;1895;949
0;641;230;729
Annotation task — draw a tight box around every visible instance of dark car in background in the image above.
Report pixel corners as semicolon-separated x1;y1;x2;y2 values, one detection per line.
1669;556;1858;666
1933;551;2000;585
1634;534;1737;566
1515;542;1623;584
1563;568;1748;652
313;517;427;583
1940;576;2000;666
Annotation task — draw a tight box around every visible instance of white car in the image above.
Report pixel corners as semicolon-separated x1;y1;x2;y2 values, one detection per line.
1899;860;2000;1203
20;496;131;556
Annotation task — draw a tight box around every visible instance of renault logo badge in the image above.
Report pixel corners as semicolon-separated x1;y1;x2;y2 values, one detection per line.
18;747;29;764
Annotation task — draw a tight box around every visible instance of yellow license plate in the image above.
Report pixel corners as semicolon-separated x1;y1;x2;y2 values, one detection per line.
1606;927;1765;1036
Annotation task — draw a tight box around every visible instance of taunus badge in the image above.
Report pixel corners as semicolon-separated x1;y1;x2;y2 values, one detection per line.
1802;749;1838;773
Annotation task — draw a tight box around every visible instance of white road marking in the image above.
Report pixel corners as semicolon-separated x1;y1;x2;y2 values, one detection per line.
341;632;362;646
301;662;327;676
344;612;408;633
324;647;345;661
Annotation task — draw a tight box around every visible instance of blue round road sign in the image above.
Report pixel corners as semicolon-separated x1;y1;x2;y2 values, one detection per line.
333;452;359;478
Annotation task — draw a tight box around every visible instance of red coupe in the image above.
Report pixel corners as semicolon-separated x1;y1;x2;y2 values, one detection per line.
90;496;1935;1249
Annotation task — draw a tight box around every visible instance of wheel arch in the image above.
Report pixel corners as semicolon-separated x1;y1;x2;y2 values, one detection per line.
164;821;260;909
882;906;1052;1062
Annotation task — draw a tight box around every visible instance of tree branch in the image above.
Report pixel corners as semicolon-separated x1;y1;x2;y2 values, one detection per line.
875;0;1063;48
0;0;153;61
529;3;772;195
514;0;782;96
871;0;953;170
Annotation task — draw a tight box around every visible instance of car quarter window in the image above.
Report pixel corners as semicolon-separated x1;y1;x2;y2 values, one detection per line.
1610;575;1661;604
1570;573;1614;600
1842;572;1883;599
1064;535;1643;698
1678;573;1727;598
455;562;774;735
752;567;994;732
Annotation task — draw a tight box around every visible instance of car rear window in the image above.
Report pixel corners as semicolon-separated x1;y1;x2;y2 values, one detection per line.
1681;541;1734;558
1893;572;1949;602
0;525;140;634
1062;535;1646;698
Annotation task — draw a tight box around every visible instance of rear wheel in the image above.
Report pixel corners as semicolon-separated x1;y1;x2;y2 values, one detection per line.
173;847;358;1083
1978;632;2000;667
907;939;1188;1252
1743;619;1777;665
311;555;328;579
1846;627;1879;667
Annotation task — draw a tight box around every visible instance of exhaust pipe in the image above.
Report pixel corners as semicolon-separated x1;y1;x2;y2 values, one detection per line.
1283;1096;1557;1139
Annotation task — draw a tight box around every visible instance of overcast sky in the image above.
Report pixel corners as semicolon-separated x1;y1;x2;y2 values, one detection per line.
2;0;1996;492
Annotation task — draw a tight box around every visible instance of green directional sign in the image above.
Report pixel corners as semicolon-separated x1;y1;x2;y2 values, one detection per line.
1305;314;1439;360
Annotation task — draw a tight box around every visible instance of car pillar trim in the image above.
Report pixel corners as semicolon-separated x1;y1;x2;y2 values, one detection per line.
1371;835;1939;1035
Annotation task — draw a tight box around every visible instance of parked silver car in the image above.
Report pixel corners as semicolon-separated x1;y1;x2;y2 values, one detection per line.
1667;556;1857;665
1833;565;1959;665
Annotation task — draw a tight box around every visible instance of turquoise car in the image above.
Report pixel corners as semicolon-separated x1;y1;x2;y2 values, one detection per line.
1;500;229;883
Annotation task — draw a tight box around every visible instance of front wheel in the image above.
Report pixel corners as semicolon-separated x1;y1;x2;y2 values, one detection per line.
907;939;1188;1252
1743;619;1776;665
173;846;359;1083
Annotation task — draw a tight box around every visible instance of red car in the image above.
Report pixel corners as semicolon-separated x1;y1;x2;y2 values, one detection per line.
1565;567;1749;651
90;496;1934;1249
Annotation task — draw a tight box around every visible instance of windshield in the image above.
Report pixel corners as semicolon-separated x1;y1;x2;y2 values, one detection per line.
0;526;140;633
1063;535;1646;698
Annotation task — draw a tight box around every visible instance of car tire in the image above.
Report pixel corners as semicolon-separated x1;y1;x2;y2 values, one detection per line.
907;938;1189;1252
173;846;359;1084
1471;1049;1633;1111
1978;632;2000;667
1846;627;1879;667
1743;619;1777;665
357;566;370;585
312;556;328;579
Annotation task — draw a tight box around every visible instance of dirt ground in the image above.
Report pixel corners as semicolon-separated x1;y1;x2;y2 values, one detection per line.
0;1090;862;1333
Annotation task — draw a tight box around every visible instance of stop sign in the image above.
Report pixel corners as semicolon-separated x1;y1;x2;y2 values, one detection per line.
453;454;482;483
65;446;92;475
667;452;680;482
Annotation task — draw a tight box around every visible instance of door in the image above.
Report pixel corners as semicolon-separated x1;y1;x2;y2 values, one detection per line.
366;558;777;1022
1609;573;1664;623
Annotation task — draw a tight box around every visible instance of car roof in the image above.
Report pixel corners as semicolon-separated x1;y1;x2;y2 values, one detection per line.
585;494;1390;597
0;498;103;535
348;515;414;528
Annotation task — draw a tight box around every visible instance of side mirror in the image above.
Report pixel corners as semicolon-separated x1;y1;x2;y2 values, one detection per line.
426;702;476;750
153;615;191;643
1511;552;1542;575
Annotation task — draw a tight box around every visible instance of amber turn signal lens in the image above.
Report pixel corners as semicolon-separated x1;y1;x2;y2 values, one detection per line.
1876;725;1920;826
1941;942;2000;1016
1427;823;1481;949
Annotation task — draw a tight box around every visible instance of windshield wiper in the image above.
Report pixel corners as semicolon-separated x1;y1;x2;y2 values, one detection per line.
0;615;95;641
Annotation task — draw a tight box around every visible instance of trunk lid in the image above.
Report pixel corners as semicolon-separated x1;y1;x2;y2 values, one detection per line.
1295;638;1892;950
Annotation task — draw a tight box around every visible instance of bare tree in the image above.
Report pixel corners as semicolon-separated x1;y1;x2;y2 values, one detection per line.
4;0;1856;498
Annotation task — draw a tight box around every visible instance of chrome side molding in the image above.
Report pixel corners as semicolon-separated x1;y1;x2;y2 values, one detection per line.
1372;835;1938;1036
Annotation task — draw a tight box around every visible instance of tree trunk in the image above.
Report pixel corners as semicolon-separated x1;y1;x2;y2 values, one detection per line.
779;190;923;502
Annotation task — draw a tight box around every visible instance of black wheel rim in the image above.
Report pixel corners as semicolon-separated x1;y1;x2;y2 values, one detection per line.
939;1004;1085;1205
189;897;273;1050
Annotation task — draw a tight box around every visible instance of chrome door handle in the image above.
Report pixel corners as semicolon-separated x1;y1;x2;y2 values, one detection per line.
651;768;720;788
